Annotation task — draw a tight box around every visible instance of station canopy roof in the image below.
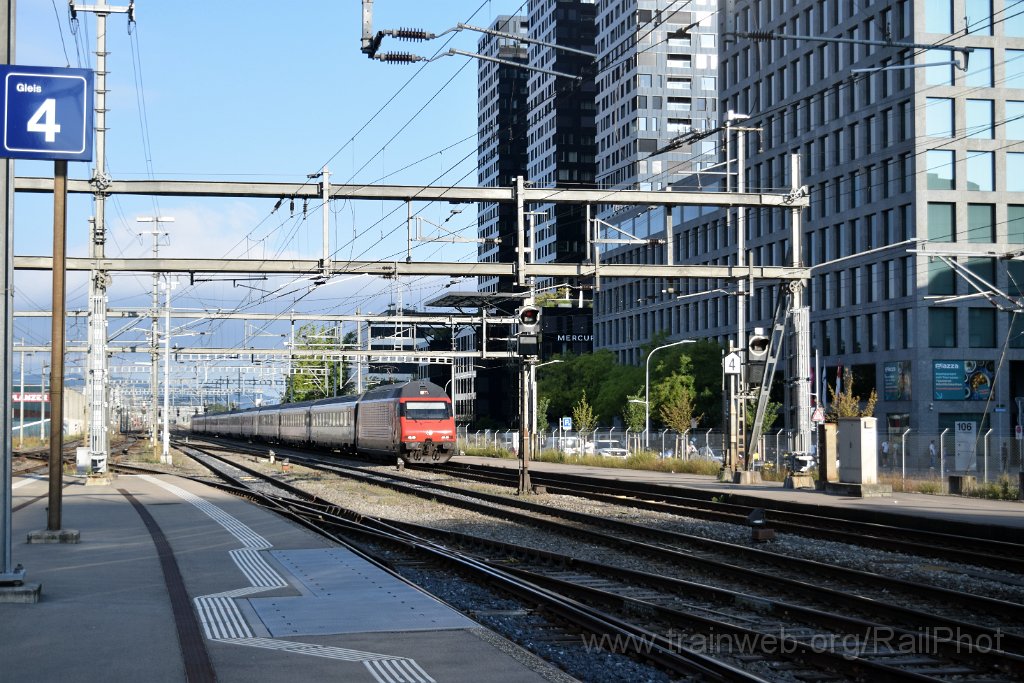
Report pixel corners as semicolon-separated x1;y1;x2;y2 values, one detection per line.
423;291;524;311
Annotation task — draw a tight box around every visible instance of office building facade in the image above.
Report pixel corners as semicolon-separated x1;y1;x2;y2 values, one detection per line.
597;0;1024;445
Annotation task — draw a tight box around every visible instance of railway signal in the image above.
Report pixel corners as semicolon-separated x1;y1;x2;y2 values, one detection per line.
746;331;769;386
516;305;541;357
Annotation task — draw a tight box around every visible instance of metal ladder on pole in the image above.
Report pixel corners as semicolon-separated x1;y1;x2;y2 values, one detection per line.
745;282;796;468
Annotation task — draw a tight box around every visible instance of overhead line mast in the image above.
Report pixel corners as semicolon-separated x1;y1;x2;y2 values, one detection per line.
71;0;135;473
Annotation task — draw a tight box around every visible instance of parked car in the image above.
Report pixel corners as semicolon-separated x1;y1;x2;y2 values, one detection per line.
592;439;628;458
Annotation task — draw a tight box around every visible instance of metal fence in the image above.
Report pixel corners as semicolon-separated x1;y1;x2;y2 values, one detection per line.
456;427;733;460
456;425;1024;483
872;429;1022;483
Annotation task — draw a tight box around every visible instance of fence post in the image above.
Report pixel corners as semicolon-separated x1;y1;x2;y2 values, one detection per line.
901;428;911;481
775;429;783;470
983;428;992;484
940;427;949;492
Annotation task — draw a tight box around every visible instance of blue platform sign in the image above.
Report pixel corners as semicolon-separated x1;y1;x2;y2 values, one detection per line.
0;65;93;161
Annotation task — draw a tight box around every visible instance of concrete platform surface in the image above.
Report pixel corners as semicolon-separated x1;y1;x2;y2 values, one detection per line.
1;472;569;683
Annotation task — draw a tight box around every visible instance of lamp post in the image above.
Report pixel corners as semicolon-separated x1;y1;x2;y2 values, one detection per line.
160;278;178;464
642;339;695;449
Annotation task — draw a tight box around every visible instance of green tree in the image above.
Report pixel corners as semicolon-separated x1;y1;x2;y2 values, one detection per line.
686;341;725;427
827;368;877;419
623;391;646;433
536;395;551;431
745;400;782;435
637;334;724;431
572;390;599;441
660;386;697;434
536;351;641;427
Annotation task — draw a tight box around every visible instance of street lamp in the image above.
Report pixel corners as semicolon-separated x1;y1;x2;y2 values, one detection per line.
642;339;695;449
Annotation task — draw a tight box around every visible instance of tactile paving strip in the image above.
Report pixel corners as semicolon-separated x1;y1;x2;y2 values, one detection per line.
249;548;476;636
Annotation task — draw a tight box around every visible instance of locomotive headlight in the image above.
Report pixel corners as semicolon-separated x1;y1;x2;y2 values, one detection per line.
406;435;417;440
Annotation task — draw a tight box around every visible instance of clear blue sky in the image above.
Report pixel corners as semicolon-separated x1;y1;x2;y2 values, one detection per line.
12;1;525;389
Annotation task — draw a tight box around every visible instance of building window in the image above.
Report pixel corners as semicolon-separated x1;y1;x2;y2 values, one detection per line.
1007;50;1024;88
967;204;995;243
1011;261;1024;297
1008;205;1024;243
1007;101;1024;139
925;0;954;33
926;150;955;189
1010;313;1024;349
926;50;954;85
1007;152;1024;191
666;118;691;133
929;308;957;347
928;258;955;295
969;308;996;347
926;97;953;137
1008;5;1024;37
965;0;993;35
966;257;995;287
927;202;955;242
966;48;993;87
925;0;953;33
965;99;993;138
966;151;994;191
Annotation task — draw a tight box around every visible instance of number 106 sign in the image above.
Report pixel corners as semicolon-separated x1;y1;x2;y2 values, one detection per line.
1;65;93;161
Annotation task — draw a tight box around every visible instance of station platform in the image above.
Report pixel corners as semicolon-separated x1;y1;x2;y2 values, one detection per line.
458;456;1024;536
1;472;571;683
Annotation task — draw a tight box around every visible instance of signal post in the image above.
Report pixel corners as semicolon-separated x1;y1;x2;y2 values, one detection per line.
516;304;541;495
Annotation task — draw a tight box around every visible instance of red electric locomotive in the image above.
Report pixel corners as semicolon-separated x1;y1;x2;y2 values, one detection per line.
355;381;456;463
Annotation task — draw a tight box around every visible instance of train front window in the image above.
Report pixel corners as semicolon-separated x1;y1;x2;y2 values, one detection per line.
402;401;450;420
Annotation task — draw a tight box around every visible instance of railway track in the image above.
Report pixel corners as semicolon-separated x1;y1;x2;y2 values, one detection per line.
154;439;1024;680
424;461;1024;572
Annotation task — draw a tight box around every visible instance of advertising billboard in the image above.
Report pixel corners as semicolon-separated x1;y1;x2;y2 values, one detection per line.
932;360;994;401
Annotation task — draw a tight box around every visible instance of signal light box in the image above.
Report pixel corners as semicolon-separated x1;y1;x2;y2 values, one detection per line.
1;65;93;161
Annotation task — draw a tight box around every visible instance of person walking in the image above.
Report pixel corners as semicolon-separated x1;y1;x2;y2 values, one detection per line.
880;439;889;467
929;440;937;470
1002;442;1009;474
